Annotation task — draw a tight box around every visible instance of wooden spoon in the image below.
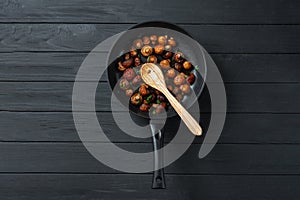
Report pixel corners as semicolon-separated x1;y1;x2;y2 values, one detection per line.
141;63;202;136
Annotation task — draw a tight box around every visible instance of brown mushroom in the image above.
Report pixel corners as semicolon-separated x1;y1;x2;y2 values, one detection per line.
147;55;157;63
183;61;192;70
141;45;153;57
134;57;141;67
166;68;176;78
122;58;133;68
174;63;182;72
119;79;130;90
124;53;130;60
180;84;191;94
174;74;185;85
131;93;143;105
130;49;138;57
125;89;133;96
168;37;176;47
133;39;143;49
186;73;195;85
123;68;136;80
158;36;167;45
139;84;149;96
164;45;172;52
160;59;170;69
163;51;173;59
132;75;142;86
118;61;126;71
140;103;150;112
174;52;184;63
150;35;157;45
142;36;150;45
154;45;164;54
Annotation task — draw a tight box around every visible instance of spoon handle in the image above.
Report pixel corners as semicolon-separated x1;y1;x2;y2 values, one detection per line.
161;88;202;136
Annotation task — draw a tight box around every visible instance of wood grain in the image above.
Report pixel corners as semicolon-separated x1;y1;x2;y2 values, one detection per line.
0;0;299;24
0;143;299;174
0;174;299;200
0;82;299;112
0;53;299;82
1;112;299;143
0;24;299;53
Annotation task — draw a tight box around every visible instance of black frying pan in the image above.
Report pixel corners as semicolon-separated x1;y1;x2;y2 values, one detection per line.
107;21;206;188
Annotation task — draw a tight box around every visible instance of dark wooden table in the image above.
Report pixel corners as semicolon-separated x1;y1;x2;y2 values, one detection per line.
0;0;300;199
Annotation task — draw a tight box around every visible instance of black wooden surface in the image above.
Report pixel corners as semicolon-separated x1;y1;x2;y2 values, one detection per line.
0;0;299;199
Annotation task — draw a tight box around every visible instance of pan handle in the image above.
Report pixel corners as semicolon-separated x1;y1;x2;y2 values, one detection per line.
150;120;166;189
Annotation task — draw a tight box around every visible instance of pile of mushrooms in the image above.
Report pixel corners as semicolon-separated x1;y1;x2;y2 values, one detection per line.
117;34;196;113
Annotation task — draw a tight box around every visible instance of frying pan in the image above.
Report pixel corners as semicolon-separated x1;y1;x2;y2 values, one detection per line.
106;21;207;188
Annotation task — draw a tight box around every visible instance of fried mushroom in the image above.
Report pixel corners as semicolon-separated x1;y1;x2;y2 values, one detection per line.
122;58;133;68
133;39;143;49
174;63;182;72
180;84;191;94
186;73;195;85
147;55;158;63
125;89;133;96
160;59;170;69
118;61;126;71
183;61;192;70
139;84;149;96
140;103;150;112
123;68;136;80
163;51;173;59
142;36;150;45
174;52;184;63
141;45;153;57
131;93;143;105
164;45;172;52
150;35;157;45
168;37;176;47
154;45;164;54
132;75;142;86
119;79;130;90
134;57;141;67
166;68;176;78
158;36;167;45
130;49;138;57
173;74;185;85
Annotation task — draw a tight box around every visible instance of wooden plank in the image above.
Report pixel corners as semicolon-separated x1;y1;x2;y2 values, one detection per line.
0;143;300;174
0;0;299;24
0;82;299;112
1;112;299;144
2;174;300;200
0;24;299;53
1;174;300;200
213;54;300;83
0;53;299;82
